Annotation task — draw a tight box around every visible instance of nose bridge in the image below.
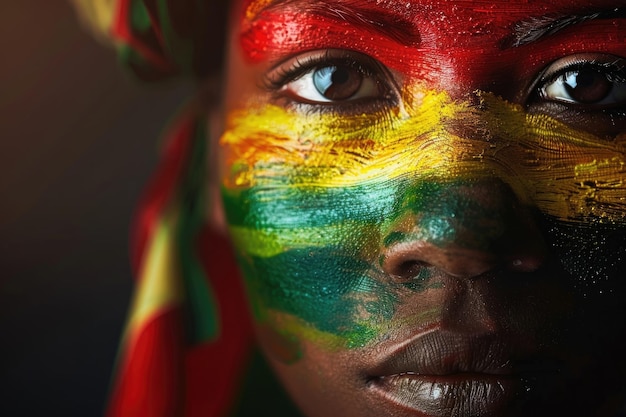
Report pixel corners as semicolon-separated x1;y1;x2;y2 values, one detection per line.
381;179;546;279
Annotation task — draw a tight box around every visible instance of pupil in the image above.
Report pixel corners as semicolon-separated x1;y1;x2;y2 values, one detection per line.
563;69;612;104
331;68;350;85
313;65;363;101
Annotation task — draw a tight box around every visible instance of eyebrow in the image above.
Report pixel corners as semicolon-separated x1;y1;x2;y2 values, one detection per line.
246;0;421;47
506;7;626;48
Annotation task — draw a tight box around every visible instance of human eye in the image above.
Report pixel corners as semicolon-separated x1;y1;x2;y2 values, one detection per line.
538;54;626;107
528;53;626;137
263;50;397;112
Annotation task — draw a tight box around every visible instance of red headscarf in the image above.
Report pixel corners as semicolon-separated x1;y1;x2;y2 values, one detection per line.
72;1;254;416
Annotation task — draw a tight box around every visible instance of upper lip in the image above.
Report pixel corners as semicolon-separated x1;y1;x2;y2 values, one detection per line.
368;328;560;380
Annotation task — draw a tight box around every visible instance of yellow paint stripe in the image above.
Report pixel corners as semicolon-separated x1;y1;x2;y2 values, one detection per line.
229;222;379;258
220;89;626;222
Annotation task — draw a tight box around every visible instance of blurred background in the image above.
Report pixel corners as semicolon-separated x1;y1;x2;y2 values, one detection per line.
0;2;193;415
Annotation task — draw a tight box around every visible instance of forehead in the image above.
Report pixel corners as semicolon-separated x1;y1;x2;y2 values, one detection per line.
242;0;623;24
238;0;625;69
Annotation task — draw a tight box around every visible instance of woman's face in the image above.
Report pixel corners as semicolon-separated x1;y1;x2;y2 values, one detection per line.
218;0;626;416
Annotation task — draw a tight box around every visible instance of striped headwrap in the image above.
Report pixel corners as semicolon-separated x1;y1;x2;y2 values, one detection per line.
70;1;254;416
71;0;229;80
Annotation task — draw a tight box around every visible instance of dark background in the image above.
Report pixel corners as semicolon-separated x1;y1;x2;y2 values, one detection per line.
0;2;193;415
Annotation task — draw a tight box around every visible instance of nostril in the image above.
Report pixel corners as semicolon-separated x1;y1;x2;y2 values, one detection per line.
381;240;432;280
380;181;550;280
395;261;425;277
394;260;428;281
382;239;501;280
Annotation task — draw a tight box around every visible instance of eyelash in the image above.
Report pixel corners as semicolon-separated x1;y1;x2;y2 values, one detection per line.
262;50;397;113
263;50;626;121
534;57;626;108
262;51;344;89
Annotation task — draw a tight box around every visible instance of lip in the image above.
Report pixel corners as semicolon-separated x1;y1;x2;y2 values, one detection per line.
366;328;561;416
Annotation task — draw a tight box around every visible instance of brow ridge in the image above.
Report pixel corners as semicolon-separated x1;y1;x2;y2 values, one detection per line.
506;7;626;49
247;0;421;47
247;1;625;51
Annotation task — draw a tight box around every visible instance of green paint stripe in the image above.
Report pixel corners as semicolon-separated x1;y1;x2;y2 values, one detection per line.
222;180;403;228
229;221;379;258
222;178;453;229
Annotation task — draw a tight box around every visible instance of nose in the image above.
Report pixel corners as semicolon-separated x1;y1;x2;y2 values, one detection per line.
381;180;547;280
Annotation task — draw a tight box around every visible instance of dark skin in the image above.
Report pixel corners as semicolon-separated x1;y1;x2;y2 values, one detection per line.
215;0;626;416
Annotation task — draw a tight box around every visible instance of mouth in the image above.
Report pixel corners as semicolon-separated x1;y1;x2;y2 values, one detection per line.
366;329;561;417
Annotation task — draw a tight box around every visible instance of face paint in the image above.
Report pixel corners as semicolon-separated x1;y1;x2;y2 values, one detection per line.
222;88;626;221
220;82;626;350
240;8;419;74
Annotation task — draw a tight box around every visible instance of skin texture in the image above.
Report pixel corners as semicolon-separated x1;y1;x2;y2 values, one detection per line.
218;0;626;416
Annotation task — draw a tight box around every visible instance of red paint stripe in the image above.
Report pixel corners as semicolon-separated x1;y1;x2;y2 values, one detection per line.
240;6;626;88
241;11;417;74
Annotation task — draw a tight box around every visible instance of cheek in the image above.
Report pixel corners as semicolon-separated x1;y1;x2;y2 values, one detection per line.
219;109;384;350
220;165;405;351
544;219;626;294
476;95;626;293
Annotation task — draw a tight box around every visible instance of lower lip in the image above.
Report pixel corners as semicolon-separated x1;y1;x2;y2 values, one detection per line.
368;373;531;417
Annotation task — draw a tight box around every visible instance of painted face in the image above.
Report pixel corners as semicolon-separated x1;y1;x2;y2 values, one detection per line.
219;0;626;416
